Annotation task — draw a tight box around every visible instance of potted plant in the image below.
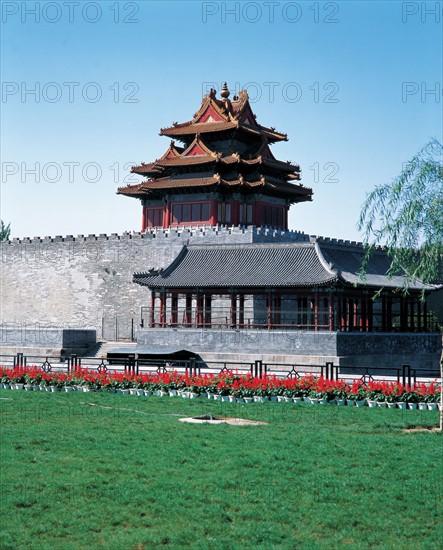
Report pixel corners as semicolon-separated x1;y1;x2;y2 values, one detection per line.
401;390;417;409
333;386;348;406
372;392;385;407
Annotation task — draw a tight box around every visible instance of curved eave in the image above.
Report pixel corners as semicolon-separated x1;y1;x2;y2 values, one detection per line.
117;184;146;198
133;279;338;289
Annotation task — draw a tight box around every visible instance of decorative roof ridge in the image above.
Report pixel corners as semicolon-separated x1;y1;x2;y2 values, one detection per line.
257;139;276;160
185;241;314;251
181;134;217;157
312;239;338;278
117;182;144;193
192;93;231;123
131;141;184;175
162;140;182;158
155;244;190;278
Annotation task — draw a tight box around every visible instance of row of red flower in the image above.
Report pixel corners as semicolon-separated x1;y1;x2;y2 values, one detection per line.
0;366;441;403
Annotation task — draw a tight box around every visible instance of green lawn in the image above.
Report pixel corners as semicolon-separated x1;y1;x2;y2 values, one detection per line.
0;390;441;549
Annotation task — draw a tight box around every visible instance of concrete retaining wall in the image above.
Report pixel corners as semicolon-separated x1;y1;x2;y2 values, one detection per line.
137;328;442;371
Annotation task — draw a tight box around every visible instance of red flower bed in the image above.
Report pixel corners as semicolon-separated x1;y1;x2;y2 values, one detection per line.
0;366;441;405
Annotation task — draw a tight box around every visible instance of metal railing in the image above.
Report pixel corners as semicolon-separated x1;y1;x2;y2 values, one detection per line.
1;353;440;385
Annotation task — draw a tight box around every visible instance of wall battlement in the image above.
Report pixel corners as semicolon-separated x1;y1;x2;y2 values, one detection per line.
4;225;310;245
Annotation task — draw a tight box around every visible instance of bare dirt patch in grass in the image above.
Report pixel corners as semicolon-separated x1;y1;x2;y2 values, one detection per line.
180;414;268;426
403;425;441;433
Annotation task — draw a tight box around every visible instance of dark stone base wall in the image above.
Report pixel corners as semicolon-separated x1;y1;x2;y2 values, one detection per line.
0;328;96;355
137;328;442;372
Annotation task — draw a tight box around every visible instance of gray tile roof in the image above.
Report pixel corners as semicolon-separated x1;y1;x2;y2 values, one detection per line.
134;243;337;289
317;239;435;290
134;239;438;291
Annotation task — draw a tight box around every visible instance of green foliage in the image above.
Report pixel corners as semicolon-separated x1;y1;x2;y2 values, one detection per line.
359;138;443;288
0;220;11;241
0;391;441;548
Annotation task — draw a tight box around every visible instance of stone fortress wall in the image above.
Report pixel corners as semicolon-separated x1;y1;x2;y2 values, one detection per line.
1;225;441;367
1;225;311;338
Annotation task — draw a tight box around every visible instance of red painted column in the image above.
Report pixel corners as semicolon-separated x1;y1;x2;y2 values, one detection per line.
342;297;347;331
230;293;237;329
314;293;319;331
185;295;192;326
171;294;178;326
163;201;170;229
210;200;218;226
141;206;147;232
267;291;272;330
205;294;212;328
231;200;240;226
150;291;155;328
417;300;422;331
362;296;369;332
197;293;204;328
359;299;364;332
423;300;428;331
329;292;334;331
367;298;373;332
275;294;281;328
159;292;166;328
239;294;245;328
254;201;261;227
337;295;342;331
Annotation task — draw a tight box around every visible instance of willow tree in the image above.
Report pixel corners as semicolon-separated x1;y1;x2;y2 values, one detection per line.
358;137;443;430
0;221;11;241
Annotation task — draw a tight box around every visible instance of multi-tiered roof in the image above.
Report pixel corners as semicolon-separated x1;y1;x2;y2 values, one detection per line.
117;83;312;203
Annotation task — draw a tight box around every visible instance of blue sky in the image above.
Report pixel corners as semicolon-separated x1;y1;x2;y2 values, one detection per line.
1;0;442;240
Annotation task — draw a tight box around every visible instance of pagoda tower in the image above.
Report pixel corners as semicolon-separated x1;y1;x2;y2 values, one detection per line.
117;83;312;231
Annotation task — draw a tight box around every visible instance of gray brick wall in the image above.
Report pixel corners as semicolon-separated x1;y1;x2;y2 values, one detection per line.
0;226;307;335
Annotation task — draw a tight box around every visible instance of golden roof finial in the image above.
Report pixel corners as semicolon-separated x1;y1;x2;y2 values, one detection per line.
220;82;230;100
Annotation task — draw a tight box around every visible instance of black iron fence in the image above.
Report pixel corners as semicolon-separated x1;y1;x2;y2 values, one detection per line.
1;353;440;386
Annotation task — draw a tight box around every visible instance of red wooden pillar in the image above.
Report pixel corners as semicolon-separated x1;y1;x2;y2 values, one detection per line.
141;206;147;232
163;201;170;229
329;292;334;331
362;297;368;332
150;290;155;328
423;300;428;331
171;294;178;326
410;300;415;332
360;297;365;332
204;294;212;328
185;294;192;326
267;291;272;330
210;200;218;226
274;294;281;328
159;291;166;328
254;202;261;227
314;292;319;331
338;296;344;331
285;205;289;230
196;293;204;328
367;298;373;332
230;293;237;329
239;294;245;328
231;200;240;226
417;300;422;331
